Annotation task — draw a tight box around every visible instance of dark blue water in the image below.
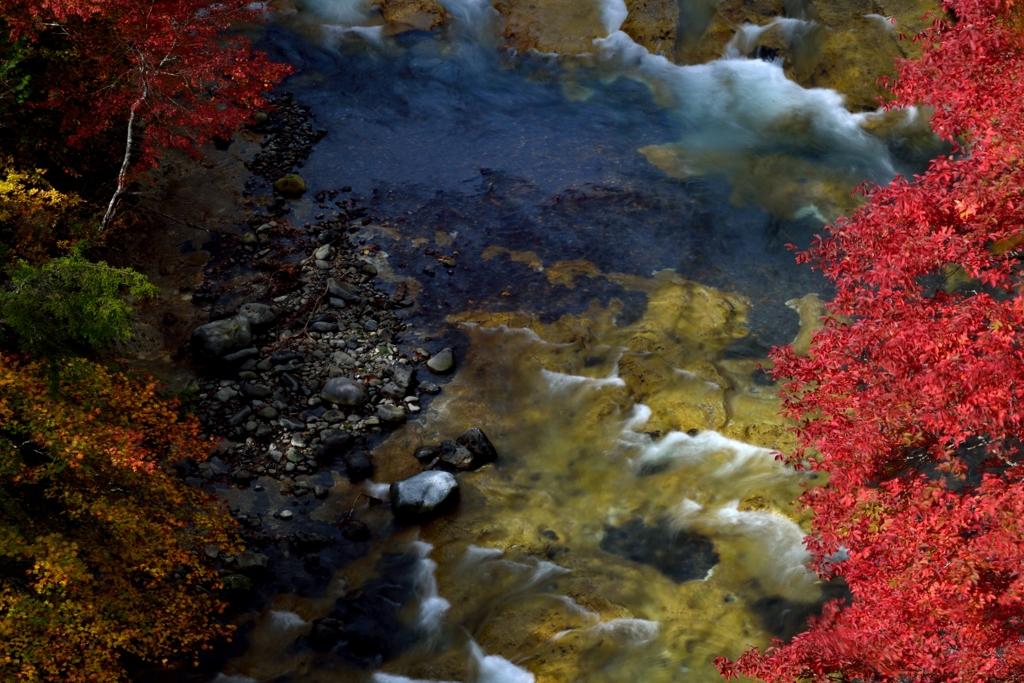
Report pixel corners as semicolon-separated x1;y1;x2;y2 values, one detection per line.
256;25;832;349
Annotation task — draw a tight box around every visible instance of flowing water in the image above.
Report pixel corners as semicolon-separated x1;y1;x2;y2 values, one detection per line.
209;1;941;680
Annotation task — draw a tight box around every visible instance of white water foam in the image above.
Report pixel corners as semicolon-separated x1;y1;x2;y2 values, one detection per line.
438;0;500;42
299;0;370;25
864;13;897;34
674;498;817;600
364;480;392;499
594;31;895;182
723;17;819;59
411;541;451;639
553;617;660;644
541;368;626;394
470;642;536;683
600;0;629;35
267;610;308;630
321;24;385;46
374;675;457;683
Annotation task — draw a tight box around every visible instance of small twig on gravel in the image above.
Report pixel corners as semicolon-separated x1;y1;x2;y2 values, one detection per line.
302;280;331;340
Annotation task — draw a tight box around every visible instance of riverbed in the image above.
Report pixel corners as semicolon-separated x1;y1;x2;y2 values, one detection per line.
180;0;943;680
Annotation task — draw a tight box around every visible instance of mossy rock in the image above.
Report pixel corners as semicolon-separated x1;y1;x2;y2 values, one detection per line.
274;173;307;198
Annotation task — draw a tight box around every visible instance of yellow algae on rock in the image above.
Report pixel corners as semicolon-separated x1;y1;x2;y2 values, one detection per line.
640;143;864;221
492;0;607;55
482;244;546;271
378;0;450;33
621;0;679;57
786;292;825;355
545;259;605;289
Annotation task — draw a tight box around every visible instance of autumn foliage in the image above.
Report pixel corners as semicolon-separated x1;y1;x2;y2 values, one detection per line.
715;0;1024;680
0;357;240;682
3;0;290;168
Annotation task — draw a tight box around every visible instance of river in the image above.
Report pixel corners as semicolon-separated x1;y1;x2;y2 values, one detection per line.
195;0;940;680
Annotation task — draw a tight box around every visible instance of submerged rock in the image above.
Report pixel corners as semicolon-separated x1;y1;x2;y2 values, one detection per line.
274;173;306;197
600;518;718;583
344;450;374;482
390;471;459;522
310;617;343;652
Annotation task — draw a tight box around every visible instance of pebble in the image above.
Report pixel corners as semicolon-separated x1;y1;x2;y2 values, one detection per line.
426;348;455;374
280;510;294;520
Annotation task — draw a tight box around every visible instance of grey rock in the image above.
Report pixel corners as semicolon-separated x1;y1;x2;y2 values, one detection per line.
381;382;405;399
243;383;273;399
223;347;259;364
280;416;305;430
390;471;459;522
426;348;455;374
235;551;269;570
389;364;416;390
314;244;333;261
214;387;238;403
322;410;345;424
414;445;441;463
279;509;294;520
257;406;279;420
376;403;406;424
332;350;356;368
456;428;498;467
321;377;367;407
280;372;301;392
418;382;441;394
438;440;474;470
192;316;252;361
256;359;273;372
363;319;378;332
310;321;338;333
233;469;253;484
326;278;361;303
238;303;276;330
228;407;253;427
255;423;274;439
271;350;301;365
269;450;283;463
313;485;329;499
328;297;347;309
361;263;378;276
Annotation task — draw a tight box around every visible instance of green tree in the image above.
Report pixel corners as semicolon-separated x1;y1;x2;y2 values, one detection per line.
0;249;157;356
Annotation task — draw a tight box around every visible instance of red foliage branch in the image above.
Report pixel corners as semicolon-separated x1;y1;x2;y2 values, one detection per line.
3;0;291;222
717;0;1024;680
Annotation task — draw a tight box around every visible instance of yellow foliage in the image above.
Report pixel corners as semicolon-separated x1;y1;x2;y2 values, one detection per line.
0;158;89;263
0;356;241;682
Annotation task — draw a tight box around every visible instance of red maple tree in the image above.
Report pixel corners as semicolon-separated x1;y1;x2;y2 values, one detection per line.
717;0;1024;679
3;0;291;226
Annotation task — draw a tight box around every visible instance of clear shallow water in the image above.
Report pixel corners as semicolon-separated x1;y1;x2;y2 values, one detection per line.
213;4;936;681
